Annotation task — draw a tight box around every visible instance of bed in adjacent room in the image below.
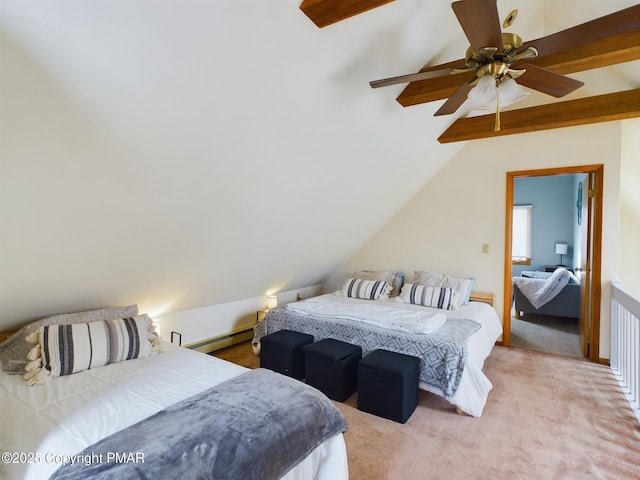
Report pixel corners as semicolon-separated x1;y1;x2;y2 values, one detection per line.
0;306;348;480
512;268;581;319
253;271;503;417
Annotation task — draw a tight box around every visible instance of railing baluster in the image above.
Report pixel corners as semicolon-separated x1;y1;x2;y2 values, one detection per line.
610;281;640;423
637;322;640;406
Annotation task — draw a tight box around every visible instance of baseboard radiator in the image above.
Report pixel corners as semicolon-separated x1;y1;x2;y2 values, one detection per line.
610;281;640;423
184;326;255;354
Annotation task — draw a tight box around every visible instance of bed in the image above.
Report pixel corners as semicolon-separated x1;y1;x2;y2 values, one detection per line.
513;268;580;319
0;306;349;480
253;272;503;417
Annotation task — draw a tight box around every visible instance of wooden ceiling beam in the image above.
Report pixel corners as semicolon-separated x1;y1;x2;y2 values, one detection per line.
300;0;395;28
397;29;640;107
437;88;640;143
524;30;640;75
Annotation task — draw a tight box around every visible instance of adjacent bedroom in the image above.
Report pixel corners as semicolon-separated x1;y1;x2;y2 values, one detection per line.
1;1;640;480
510;174;586;357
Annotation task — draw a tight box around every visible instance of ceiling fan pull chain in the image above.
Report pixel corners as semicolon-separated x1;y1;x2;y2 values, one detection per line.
494;91;501;132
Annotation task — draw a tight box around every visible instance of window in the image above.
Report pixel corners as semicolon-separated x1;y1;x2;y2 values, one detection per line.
512;204;532;265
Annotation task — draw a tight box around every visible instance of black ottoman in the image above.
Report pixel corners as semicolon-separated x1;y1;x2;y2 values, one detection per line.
303;338;362;401
260;330;314;379
358;349;420;423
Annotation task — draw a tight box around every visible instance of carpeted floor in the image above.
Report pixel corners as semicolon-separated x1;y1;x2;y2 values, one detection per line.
510;313;583;357
213;341;640;479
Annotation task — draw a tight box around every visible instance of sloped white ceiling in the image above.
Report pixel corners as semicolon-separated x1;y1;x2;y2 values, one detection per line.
0;0;637;327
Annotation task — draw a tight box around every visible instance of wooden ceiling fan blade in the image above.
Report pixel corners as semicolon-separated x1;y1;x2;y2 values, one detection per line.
370;65;459;89
520;3;640;59
397;4;640;108
516;64;584;98
434;80;475;116
451;0;503;54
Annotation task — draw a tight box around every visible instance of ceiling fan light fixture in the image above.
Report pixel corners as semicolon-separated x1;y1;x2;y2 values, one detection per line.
497;77;529;108
467;74;497;106
467;74;529;110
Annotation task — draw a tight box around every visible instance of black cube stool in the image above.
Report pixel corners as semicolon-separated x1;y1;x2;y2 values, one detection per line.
303;338;362;401
358;349;420;423
260;330;314;379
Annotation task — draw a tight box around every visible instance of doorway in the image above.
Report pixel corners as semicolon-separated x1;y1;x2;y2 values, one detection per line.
503;165;604;363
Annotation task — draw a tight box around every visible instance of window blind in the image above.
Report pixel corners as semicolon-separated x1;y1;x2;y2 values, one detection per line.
512;204;532;265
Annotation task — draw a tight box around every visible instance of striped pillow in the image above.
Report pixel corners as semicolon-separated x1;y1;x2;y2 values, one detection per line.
24;315;155;385
398;284;460;310
341;278;391;300
413;271;474;305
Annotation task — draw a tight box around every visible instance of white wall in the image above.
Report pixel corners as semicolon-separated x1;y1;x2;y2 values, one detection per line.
619;119;640;299
0;1;468;331
619;209;640;299
153;284;323;346
326;122;622;359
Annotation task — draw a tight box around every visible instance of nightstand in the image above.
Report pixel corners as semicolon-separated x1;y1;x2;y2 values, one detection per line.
256;310;268;323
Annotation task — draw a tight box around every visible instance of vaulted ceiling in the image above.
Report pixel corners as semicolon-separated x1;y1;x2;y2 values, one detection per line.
0;0;638;327
301;0;640;141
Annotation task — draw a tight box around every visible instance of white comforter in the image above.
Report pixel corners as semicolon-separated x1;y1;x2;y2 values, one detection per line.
0;343;348;480
288;296;447;334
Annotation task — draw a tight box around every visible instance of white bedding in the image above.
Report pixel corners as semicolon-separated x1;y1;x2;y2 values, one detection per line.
288;296;447;334
439;300;503;416
0;342;348;480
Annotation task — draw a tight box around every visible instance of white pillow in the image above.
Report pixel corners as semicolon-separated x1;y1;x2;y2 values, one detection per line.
23;315;158;385
398;284;460;310
340;278;391;300
414;271;474;305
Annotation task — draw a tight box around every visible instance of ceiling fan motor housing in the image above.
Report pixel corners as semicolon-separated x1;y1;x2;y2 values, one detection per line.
466;32;525;81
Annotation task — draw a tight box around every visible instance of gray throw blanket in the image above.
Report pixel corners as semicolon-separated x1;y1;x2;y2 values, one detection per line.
254;307;481;398
50;368;348;480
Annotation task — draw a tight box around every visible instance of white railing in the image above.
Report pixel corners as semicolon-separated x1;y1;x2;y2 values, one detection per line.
610;280;640;423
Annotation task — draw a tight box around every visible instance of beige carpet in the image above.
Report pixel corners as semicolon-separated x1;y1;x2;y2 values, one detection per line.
510;313;583;358
213;342;640;479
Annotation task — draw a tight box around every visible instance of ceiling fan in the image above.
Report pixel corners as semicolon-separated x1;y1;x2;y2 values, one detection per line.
370;0;640;130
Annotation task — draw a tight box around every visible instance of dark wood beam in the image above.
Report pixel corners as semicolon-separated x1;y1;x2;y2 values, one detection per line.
300;0;395;28
397;29;640;107
523;30;640;75
437;88;640;143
